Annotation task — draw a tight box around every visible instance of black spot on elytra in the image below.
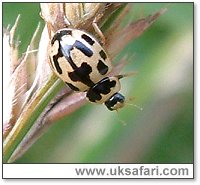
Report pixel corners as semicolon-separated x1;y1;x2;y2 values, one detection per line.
51;29;72;45
97;60;109;75
60;43;77;69
68;62;94;87
99;50;107;60
81;34;95;45
52;48;63;74
66;82;80;91
51;29;95;87
74;40;93;57
86;77;116;102
51;30;73;74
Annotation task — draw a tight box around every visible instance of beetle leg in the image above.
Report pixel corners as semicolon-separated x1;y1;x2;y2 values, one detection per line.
92;17;106;46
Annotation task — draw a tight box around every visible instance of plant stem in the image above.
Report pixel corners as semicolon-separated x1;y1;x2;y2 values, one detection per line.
3;73;64;163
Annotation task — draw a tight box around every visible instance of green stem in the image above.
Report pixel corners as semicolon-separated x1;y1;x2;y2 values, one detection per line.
3;73;64;163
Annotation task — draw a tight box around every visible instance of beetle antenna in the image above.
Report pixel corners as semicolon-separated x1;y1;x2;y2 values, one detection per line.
125;102;143;111
115;109;127;126
125;97;143;111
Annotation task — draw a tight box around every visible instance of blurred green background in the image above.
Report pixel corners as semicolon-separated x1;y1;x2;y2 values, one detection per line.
3;3;193;163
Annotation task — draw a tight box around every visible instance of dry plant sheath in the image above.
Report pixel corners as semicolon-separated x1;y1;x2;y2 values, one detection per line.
3;3;166;163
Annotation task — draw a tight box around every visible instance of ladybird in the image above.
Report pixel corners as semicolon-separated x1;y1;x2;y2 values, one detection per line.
49;28;125;111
